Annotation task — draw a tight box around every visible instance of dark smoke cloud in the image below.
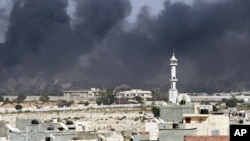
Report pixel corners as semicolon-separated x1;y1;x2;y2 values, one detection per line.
1;0;250;93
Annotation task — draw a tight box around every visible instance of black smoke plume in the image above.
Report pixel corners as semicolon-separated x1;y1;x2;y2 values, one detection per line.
1;0;250;94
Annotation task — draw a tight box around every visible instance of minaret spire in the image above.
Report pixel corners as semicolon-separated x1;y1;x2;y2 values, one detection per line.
168;50;178;103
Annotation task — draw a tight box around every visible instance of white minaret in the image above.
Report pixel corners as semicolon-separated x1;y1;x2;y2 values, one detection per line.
168;50;178;103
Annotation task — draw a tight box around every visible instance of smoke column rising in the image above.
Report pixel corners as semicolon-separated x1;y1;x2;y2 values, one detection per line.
0;0;250;93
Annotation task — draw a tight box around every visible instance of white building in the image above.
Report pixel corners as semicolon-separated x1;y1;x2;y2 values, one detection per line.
117;89;152;100
145;122;159;140
183;108;229;135
63;88;100;98
158;51;230;141
8;118;123;141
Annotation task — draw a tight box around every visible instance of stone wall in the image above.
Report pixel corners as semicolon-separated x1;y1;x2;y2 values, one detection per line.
159;128;197;141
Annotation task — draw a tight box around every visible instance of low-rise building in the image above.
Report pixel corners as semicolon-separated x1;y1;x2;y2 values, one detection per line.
63;88;100;101
183;112;229;135
8;118;124;141
158;100;229;141
158;123;197;141
116;89;152;100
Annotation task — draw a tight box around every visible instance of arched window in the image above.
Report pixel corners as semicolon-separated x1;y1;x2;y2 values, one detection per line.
31;119;39;124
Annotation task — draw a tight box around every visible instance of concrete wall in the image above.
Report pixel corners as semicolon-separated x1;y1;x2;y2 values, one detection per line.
159;128;197;141
184;114;229;135
190;95;249;102
10;126;71;141
16;118;42;130
10;122;98;141
160;104;195;122
0;121;8;137
184;135;229;141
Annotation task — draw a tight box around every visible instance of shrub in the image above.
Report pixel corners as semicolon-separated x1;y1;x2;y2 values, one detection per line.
134;117;139;121
213;105;218;111
24;110;31;113
118;116;126;120
39;94;49;102
16;94;26;103
57;100;74;107
74;117;80;120
15;104;23;110
4;98;10;104
84;101;89;106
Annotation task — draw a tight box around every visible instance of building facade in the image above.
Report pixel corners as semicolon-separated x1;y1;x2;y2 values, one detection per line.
8;118;123;141
158;51;230;141
63;88;100;101
116;89;152;100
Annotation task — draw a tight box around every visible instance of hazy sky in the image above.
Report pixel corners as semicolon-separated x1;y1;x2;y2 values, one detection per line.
0;0;250;93
128;0;165;22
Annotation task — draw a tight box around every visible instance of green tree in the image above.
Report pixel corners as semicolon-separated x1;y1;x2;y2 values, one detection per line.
0;95;4;102
57;100;66;107
213;105;218;112
67;100;74;106
96;98;102;105
96;88;115;105
84;101;89;106
57;100;74;107
151;88;161;101
225;98;237;107
152;106;160;117
16;93;26;103
4;98;10;104
134;96;143;104
15;104;23;110
39;94;49;102
222;96;240;107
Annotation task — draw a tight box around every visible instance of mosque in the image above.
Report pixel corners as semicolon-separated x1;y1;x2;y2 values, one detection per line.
156;51;229;141
160;51;195;122
168;50;191;104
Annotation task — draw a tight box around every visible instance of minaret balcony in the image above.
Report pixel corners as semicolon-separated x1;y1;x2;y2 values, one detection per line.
170;62;178;66
170;78;178;81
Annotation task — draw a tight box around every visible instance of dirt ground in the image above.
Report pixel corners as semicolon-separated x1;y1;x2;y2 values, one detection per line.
0;103;154;132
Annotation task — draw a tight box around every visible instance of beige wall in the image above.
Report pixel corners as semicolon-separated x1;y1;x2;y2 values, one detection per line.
184;114;229;135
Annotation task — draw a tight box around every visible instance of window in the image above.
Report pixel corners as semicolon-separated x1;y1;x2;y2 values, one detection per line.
45;137;52;141
185;118;191;123
47;127;54;130
31;119;39;124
